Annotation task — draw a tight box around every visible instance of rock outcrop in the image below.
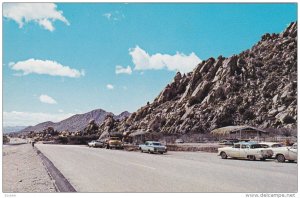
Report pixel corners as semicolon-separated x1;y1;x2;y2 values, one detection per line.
99;22;297;137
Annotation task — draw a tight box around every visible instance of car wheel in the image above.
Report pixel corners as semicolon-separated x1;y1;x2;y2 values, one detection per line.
277;154;285;163
159;151;164;154
220;152;227;159
148;150;152;154
249;155;256;161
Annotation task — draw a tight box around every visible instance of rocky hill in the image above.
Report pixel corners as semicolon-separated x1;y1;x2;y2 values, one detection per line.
19;109;130;133
99;22;297;138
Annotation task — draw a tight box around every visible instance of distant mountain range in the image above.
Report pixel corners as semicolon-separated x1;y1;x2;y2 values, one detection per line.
17;109;130;133
3;126;28;134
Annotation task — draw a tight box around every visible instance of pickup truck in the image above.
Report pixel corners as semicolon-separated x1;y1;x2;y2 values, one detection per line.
105;136;123;149
218;142;273;161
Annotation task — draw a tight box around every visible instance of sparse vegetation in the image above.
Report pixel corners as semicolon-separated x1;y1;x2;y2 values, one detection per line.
3;135;10;144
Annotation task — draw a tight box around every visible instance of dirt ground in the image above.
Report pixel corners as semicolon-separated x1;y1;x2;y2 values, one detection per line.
2;143;56;192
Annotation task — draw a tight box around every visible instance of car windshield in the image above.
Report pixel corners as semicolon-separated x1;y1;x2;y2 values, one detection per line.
153;143;161;146
260;144;269;148
250;144;263;149
271;144;283;148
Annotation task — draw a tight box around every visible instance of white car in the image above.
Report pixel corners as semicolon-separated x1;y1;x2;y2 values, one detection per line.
88;140;104;148
259;142;284;148
218;142;273;161
272;143;297;163
175;139;184;144
139;141;167;154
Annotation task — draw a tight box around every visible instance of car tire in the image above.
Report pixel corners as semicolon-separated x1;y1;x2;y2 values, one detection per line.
159;151;164;154
220;152;227;159
277;154;285;163
148;150;152;154
249;155;256;161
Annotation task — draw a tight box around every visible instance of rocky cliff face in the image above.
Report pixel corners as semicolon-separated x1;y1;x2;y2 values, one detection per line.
99;22;297;137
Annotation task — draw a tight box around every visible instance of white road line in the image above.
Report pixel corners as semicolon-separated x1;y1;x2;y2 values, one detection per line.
129;162;156;170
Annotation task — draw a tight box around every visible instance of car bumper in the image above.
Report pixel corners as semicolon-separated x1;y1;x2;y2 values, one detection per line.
153;149;167;153
258;153;273;159
110;145;123;148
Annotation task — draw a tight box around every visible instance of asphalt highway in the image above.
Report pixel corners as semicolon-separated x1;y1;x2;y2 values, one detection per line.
35;144;297;193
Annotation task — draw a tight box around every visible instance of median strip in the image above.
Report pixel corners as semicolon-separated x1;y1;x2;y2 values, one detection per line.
34;147;77;192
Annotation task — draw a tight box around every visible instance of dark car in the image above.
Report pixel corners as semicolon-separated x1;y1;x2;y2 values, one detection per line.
219;139;239;145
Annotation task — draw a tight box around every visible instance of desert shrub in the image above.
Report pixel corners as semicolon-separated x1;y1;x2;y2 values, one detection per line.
216;113;234;128
283;115;296;124
56;136;68;144
238;107;245;114
3;135;10;144
242;110;256;120
68;134;99;145
188;96;199;106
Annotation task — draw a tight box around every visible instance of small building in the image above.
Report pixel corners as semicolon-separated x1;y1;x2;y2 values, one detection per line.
210;125;269;141
129;131;163;145
128;131;150;145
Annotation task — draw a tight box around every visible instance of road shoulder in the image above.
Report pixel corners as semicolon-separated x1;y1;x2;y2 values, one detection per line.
3;144;56;192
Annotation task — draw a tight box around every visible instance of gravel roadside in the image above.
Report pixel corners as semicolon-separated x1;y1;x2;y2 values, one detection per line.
3;143;56;192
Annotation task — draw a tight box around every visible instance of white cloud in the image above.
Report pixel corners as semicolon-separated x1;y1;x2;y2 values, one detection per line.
103;11;124;21
3;3;70;31
129;46;201;73
38;18;55;31
115;65;132;75
9;59;84;78
106;84;114;90
39;94;57;104
3;111;74;127
58;109;64;113
103;13;112;20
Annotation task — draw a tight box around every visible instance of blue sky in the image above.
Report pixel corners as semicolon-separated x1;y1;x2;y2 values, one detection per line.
3;3;297;126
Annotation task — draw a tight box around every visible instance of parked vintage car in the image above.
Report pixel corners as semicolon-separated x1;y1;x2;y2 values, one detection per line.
175;139;184;144
88;140;105;148
219;139;239;145
139;141;167;154
218;142;273;161
271;143;297;163
259;142;284;148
